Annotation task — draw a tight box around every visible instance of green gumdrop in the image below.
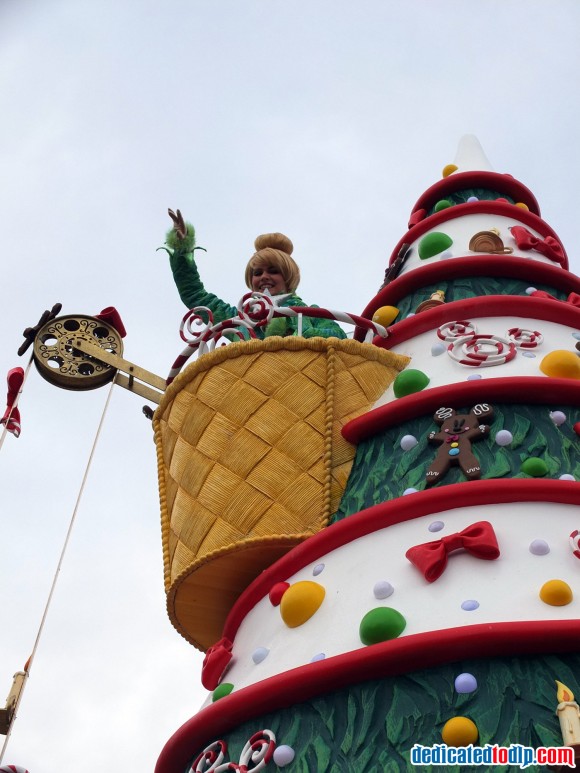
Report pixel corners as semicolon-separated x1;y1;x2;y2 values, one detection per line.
212;682;234;702
521;457;548;477
434;199;452;212
418;232;453;260
360;607;406;645
393;369;430;398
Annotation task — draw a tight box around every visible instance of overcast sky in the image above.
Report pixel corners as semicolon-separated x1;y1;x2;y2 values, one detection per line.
1;2;579;771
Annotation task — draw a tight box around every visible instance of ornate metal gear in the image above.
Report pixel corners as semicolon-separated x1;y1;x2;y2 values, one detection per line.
33;314;124;390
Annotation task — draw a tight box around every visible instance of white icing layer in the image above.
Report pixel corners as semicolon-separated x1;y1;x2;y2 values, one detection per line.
373;315;579;409
399;213;560;278
219;500;579;696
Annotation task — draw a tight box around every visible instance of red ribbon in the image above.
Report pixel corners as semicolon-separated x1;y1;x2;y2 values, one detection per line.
510;226;566;266
406;521;500;583
201;637;233;690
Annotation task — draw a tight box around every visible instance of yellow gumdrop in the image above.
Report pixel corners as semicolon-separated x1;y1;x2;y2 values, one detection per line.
280;581;325;628
442;164;458;178
540;351;580;380
372;305;399;327
515;201;529;211
441;717;478;746
540;579;573;606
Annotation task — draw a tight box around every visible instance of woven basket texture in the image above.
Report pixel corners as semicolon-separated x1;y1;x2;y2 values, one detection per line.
153;336;409;649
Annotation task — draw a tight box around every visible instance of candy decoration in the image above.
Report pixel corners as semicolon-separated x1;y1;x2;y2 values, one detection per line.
447;334;516;368
515;202;529;210
273;745;296;766
521;457;548;477
495;430;513;446
252;647;270;664
310;652;326;662
469;230;512;254
467;196;479;203
434;199;452;212
359;607;406;645
467;374;482;380
441;717;479;746
560;474;576;481
372;305;399;327
426;404;494;485
442;164;458;177
280;581;325;628
269;582;290;606
312;563;325;576
400;434;418;451
0;768;30;773
541;351;580;379
530;539;550;555
550;411;567;426
403;487;418;495
418;232;453;260
461;600;480;611
569;530;580;559
454;673;478;694
431;342;446;356
507;327;544;349
393;369;430;397
437;320;477;341
428;520;445;532
373;580;394;599
526;287;537;295
539;580;573;606
212;682;234;701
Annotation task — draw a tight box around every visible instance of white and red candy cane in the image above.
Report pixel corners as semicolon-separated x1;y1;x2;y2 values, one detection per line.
437;320;478;341
166;303;386;385
507;327;544;349
570;530;580;560
447;334;517;367
285;307;387;341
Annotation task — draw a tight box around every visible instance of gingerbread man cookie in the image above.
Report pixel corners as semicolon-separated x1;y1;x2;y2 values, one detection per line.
425;404;494;486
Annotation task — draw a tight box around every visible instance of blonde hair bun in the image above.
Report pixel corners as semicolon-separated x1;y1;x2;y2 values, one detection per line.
254;233;294;255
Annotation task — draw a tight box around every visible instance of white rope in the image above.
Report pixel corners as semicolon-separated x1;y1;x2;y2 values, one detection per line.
0;378;116;763
0;356;34;455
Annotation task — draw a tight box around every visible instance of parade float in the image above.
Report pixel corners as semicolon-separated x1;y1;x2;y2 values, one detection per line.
2;138;579;771
152;137;580;771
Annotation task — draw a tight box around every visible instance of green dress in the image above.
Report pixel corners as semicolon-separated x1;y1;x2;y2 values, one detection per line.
165;225;346;340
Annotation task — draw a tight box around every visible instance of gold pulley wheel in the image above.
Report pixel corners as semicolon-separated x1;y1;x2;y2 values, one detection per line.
33;314;124;390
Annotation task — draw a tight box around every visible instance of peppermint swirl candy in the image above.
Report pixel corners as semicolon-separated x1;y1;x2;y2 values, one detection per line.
569;530;580;560
437;320;477;341
447;334;517;367
180;306;215;344
238;292;276;327
190;730;276;772
507;327;544;349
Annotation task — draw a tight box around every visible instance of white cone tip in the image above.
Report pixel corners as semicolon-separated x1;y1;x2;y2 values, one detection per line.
451;135;494;174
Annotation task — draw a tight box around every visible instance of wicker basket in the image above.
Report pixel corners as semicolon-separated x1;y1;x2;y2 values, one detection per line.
153;336;409;650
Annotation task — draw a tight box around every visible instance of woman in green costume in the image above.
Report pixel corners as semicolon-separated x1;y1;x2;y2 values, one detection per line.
165;209;346;339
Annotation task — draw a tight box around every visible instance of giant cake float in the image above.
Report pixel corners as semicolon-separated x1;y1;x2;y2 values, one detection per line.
154;137;580;772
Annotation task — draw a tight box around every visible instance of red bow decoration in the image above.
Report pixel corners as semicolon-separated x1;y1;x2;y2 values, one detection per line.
510;226;566;266
201;637;233;690
406;521;500;583
1;367;24;438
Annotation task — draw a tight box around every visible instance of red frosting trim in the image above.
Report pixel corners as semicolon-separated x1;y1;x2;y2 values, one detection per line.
156;617;580;772
390;201;565;271
409;171;540;218
343;378;580;444
221;479;578;641
373;295;580;350
358;257;580;337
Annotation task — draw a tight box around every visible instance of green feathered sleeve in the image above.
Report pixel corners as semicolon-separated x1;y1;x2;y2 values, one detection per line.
165;224;237;323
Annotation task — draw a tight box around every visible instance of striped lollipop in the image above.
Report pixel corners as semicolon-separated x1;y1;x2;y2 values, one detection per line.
569;529;580;560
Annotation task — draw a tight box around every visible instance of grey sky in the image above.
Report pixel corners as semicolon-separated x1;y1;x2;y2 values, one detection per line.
1;1;579;770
